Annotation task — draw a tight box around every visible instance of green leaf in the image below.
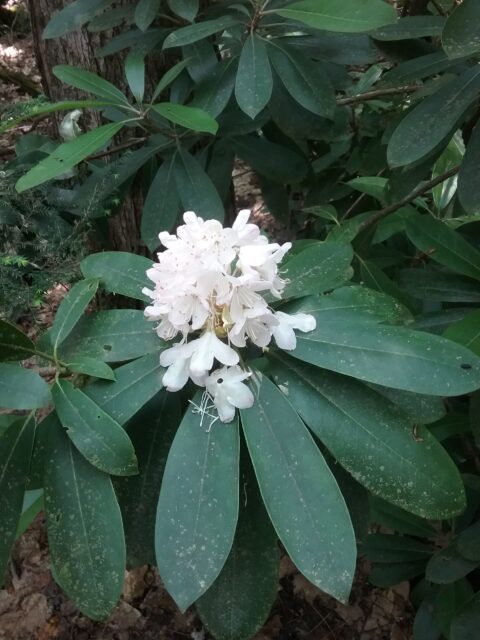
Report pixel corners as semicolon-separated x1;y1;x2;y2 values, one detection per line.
163;16;239;49
442;0;480;59
44;0;115;38
288;320;480;396
0;320;36;361
125;51;145;102
155;398;239;611
151;102;218;134
387;66;480;167
426;545;479;584
67;358;116;381
370;496;436;537
285;285;412;325
434;581;474;638
275;0;397;33
134;0;160;31
80;251;151;301
50;278;99;351
167;0;199;22
365;384;445;425
0;415;35;585
451;591;480;640
235;34;273;119
86;352;165;425
197;459;279;640
53;65;129;105
142;153;181;251
52;379;138;476
241;372;356;602
232;135;308;183
191;58;237;117
444;310;480;357
432;134;463;212
16;122;124;192
282;242;353;299
456;521;480;561
371;16;445;40
269;353;465;519
370;560;427;588
151;59;191;103
44;422;125;620
59;310;160;363
406;216;480;281
362;533;432;563
380;51;465;87
174;147;224;221
459;121;480;215
115;391;180;567
16;489;44;538
268;42;335;118
398;268;480;303
0;364;51;410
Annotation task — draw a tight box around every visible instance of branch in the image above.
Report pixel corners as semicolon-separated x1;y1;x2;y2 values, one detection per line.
0;61;41;97
87;137;148;160
357;165;460;233
336;85;420;106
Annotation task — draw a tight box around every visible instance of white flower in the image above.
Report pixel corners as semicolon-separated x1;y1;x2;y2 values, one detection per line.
145;209;316;422
59;109;82;142
205;366;254;423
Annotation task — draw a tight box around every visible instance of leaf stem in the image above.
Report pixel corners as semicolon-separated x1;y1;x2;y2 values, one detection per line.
336;85;420;106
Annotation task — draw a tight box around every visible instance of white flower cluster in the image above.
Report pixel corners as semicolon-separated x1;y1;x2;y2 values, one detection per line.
143;210;316;423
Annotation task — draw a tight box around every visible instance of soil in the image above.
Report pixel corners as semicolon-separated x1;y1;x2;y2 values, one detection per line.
1;11;415;640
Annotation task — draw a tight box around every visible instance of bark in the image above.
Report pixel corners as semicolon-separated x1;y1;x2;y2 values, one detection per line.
27;0;159;254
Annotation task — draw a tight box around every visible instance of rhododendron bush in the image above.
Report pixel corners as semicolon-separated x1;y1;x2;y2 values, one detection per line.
3;0;480;638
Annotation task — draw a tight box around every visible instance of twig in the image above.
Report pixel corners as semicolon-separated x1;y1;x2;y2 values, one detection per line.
357;164;460;232
337;85;420;106
88;137;148;160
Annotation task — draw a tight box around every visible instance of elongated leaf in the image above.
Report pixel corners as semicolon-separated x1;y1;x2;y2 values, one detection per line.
182;40;217;83
442;0;480;59
191;58;237;117
80;251;151;301
125;51;145;102
288;320;480;396
16;489;44;538
163;16;238;49
275;0;396;33
370;560;426;588
269;353;465;519
387;66;480;167
44;0;115;38
86;352;165;425
16;122;124;192
406;216;480;281
380;51;466;87
398;268;480;303
268;43;335;118
197;459;279;640
0;415;35;585
151;59;190;102
235;34;272;119
53;65;128;105
151;102;218;134
59;310;160;363
362;534;432;564
67;358;116;381
365;383;445;425
0;320;35;361
44;423;125;620
50;278;99;350
142;153;181;251
444;310;480;357
282;242;353;299
174;147;224;221
0;365;51;410
115;391;180;567
135;0;160;31
458;121;480;215
426;545;479;584
232;135;308;183
456;521;480;561
371;16;445;41
167;0;199;22
52;379;138;476
155;399;239;611
451;591;480;640
241;372;356;602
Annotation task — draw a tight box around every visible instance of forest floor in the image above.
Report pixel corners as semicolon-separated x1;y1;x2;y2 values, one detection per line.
0;17;415;640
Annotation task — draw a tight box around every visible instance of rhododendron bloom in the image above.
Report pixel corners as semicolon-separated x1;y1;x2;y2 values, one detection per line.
144;210;316;423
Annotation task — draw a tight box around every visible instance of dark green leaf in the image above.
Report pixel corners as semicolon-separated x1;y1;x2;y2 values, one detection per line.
370;560;427;588
0;415;35;585
370;496;436;537
125;51;145;102
442;0;480;59
275;0;397;33
44;0;115;38
241;373;356;602
151;59;190;102
458;121;480;215
44;423;125;620
16;122;125;192
174;147;224;221
80;251;151;301
53;65;129;105
16;489;44;538
371;16;445;41
269;353;466;519
365;384;446;425
362;534;432;564
235;34;273;119
167;0;199;22
232;135;308;183
52;379;138;476
444;310;480;357
151;102;218;134
398;268;480;303
192;59;238;117
116;391;180;567
387;66;480;167
0;365;51;410
163;16;239;49
50;278;99;350
426;545;480;584
155;399;239;611
0;320;36;361
451;591;480;640
67;358;116;381
134;0;160;31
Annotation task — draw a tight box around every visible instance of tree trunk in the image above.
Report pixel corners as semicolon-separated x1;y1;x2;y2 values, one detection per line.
27;0;157;254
